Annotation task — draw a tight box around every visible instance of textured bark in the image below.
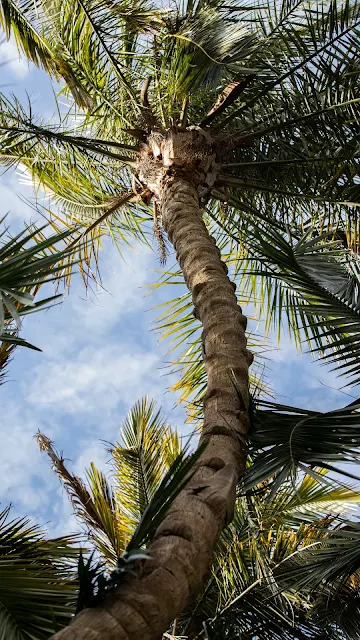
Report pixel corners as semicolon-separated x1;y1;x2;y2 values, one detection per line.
51;174;250;640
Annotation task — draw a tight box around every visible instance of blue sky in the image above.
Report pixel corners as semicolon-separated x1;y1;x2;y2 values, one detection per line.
0;40;354;538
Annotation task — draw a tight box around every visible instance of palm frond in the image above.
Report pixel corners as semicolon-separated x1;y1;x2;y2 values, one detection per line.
213;0;360;131
0;0;59;75
36;432;124;565
0;218;78;350
277;522;360;591
111;397;181;529
0;337;15;384
127;441;205;552
245;397;360;489
181;469;359;640
0;505;79;640
231;225;360;384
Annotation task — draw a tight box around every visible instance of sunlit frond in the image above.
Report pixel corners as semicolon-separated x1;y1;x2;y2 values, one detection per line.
111;397;182;529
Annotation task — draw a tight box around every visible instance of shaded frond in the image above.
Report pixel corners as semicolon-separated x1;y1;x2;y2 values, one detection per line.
245;397;360;489
0;505;79;640
234;225;360;384
0;218;77;350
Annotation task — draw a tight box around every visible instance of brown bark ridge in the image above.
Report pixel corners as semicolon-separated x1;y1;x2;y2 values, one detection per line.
51;129;251;640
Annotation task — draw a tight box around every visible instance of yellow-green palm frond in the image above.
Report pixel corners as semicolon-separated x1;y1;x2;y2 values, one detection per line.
180;469;360;640
36;399;189;566
111;397;183;532
0;0;156;114
267;471;360;527
0;94;153;278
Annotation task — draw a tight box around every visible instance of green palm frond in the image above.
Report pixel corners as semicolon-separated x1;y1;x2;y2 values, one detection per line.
180;470;360;640
71;442;206;613
0;218;78;350
277;522;360;591
245;397;360;489
312;586;360;640
127;440;204;552
0;505;79;640
266;471;360;525
0;0;155;112
0;94;153;269
37;399;184;564
211;0;360;130
275;520;360;638
162;4;258;101
231;225;360;384
0;0;61;75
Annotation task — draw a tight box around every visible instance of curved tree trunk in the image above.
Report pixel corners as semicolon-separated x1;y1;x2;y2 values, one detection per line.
52;173;251;640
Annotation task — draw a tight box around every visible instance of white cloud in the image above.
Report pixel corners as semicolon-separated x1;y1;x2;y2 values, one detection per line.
0;40;29;78
72;248;153;335
27;344;160;415
19;242;157;362
73;440;112;477
0;173;42;224
0;399;60;519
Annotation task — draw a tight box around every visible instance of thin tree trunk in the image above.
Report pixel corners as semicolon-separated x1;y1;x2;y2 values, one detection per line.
52;175;251;640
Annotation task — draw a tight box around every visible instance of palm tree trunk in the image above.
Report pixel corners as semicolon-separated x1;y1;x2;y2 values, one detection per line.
52;175;251;640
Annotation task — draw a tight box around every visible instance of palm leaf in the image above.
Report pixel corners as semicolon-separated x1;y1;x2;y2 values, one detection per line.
0;336;15;384
0;505;79;640
36;432;124;566
37;398;184;564
0;218;78;349
181;470;359;640
126;440;205;552
245;397;360;489
111;397;182;529
233;225;360;384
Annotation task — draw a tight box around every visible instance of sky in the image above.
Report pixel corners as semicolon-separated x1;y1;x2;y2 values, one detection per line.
0;39;355;539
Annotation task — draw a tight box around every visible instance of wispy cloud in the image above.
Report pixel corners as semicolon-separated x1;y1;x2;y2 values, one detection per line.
0;40;30;78
1;237;185;533
27;345;161;414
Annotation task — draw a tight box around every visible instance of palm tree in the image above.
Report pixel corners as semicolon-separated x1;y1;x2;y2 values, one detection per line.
0;504;79;640
37;397;360;639
1;0;360;636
